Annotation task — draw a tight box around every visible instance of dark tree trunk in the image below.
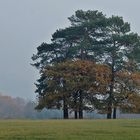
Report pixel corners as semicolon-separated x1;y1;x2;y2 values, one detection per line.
107;106;112;119
78;47;85;119
113;107;117;119
107;52;115;119
107;83;113;119
74;91;78;119
79;90;83;119
75;111;78;119
79;110;83;119
64;107;68;119
63;96;68;119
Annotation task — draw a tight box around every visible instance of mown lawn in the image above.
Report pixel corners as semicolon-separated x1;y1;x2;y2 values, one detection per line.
0;119;140;140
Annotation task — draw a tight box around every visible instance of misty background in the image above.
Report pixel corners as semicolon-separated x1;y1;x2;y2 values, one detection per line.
0;0;140;100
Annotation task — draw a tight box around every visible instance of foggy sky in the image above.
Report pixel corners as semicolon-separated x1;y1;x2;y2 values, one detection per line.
0;0;140;100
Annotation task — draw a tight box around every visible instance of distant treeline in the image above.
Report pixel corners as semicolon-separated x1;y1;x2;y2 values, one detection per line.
0;94;63;119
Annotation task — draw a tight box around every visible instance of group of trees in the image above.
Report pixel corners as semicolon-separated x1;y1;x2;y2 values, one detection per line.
32;10;140;119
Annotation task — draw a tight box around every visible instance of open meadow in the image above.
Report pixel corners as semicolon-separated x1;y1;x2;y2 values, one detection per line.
0;119;140;140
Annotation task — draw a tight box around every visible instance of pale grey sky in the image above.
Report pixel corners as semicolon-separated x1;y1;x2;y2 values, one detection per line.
0;0;140;100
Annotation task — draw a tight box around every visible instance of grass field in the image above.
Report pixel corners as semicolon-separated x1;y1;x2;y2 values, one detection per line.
0;119;140;140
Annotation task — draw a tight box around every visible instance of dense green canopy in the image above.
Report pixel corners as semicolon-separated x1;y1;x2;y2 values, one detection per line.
32;10;140;119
